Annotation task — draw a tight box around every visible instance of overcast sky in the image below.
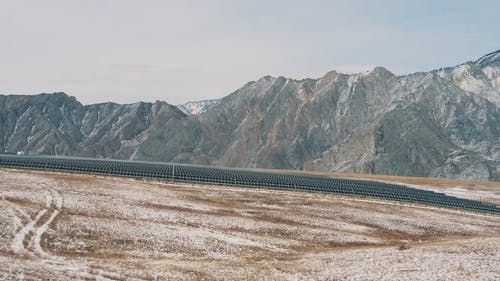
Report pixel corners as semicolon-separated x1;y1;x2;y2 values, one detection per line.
1;0;499;105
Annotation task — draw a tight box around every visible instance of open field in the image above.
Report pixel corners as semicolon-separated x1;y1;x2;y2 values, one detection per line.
0;168;499;280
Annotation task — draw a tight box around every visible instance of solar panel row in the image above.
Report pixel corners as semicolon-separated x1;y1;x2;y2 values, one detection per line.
0;154;498;214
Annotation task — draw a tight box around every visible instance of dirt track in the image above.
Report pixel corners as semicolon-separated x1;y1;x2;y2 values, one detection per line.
0;168;499;280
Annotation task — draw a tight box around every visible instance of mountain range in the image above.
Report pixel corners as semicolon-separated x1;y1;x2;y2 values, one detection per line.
1;50;499;181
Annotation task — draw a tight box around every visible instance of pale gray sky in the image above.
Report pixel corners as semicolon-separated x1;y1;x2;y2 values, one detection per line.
1;0;499;105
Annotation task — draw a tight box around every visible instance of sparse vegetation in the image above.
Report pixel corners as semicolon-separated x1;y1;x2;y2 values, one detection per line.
0;168;499;280
399;243;410;251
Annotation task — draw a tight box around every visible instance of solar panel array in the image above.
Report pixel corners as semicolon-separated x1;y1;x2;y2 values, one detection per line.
0;154;498;214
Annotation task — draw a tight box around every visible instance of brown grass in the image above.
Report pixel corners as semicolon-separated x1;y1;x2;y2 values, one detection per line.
4;197;44;210
1;167;499;280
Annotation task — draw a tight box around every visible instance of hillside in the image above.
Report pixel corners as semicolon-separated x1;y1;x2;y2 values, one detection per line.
0;168;499;280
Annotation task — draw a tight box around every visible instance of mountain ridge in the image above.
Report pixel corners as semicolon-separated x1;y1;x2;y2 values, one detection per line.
1;50;499;181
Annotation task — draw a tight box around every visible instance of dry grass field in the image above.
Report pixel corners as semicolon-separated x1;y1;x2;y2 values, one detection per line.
0;168;499;280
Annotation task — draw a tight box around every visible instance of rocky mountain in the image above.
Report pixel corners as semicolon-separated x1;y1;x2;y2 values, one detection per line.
176;99;219;115
1;50;499;181
0;93;188;160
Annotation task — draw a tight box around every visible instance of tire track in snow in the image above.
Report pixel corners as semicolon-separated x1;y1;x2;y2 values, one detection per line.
4;176;151;280
11;209;48;254
32;188;63;257
10;186;51;255
10;185;63;257
3;198;31;220
2;197;31;234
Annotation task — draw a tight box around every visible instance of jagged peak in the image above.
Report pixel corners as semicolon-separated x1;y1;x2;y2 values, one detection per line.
369;66;394;76
248;67;396;89
475;49;500;67
319;70;339;82
260;75;277;81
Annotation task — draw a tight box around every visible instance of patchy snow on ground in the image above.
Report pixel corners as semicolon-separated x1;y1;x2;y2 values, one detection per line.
0;168;499;280
387;180;500;206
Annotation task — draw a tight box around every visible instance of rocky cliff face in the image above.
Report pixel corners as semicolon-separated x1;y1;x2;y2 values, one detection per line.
1;50;499;181
0;93;188;160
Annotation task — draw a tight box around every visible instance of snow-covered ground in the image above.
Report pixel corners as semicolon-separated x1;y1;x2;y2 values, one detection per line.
370;179;500;206
0;168;499;280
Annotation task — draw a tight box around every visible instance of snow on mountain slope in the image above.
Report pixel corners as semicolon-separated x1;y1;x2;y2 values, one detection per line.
176;99;218;115
436;49;500;106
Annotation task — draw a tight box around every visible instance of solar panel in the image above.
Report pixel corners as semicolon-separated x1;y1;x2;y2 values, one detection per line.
0;154;498;214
